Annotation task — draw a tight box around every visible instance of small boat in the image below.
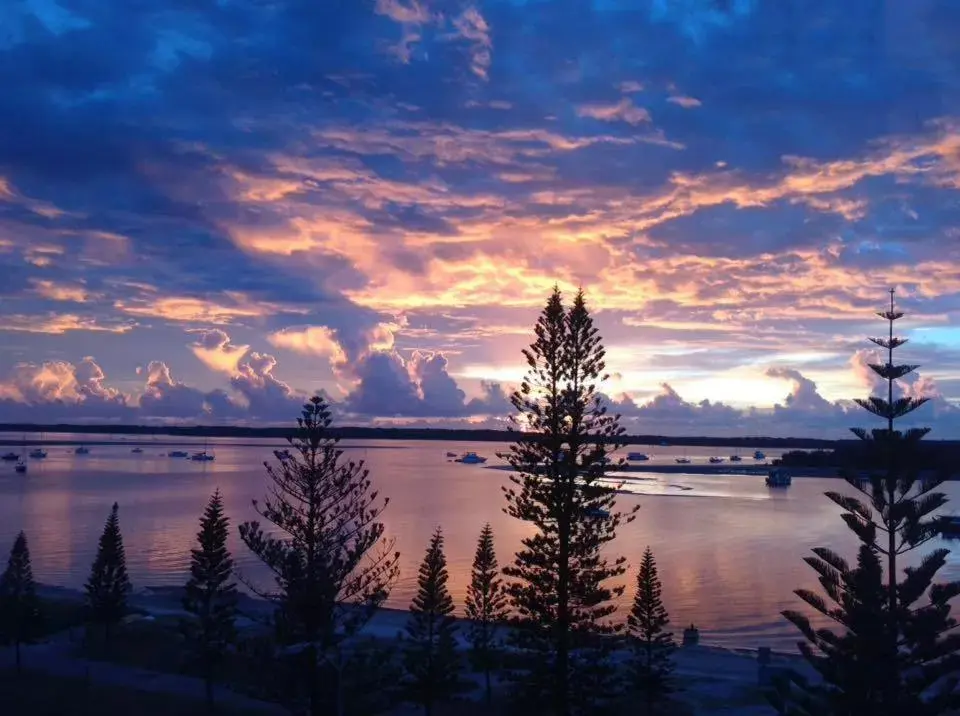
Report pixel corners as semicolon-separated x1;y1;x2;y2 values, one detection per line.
753;450;766;460
28;448;47;459
627;452;650;462
168;450;189;458
190;451;216;462
729;454;742;462
75;446;90;455
766;468;792;487
1;452;18;461
584;507;610;519
675;457;691;464
455;452;487;464
131;447;143;454
708;456;724;464
14;459;26;474
274;449;293;461
445;452;458;458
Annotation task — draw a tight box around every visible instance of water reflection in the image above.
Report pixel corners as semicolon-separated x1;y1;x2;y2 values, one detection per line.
1;435;957;649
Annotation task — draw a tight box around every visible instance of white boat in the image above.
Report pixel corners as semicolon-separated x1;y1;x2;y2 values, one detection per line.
168;450;189;458
28;448;47;459
190;451;216;462
455;452;487;464
753;450;766;460
675;457;691;464
766;468;792;487
75;445;90;455
14;459;26;474
1;452;18;461
627;452;650;462
708;456;724;464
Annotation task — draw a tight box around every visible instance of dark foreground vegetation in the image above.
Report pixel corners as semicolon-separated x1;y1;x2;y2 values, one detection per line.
2;287;958;716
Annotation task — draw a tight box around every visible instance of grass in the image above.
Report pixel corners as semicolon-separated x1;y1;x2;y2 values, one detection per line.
0;668;262;716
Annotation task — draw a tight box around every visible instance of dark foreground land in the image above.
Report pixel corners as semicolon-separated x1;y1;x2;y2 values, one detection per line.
0;585;791;715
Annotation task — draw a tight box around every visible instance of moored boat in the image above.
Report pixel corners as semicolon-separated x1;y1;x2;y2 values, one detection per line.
75;445;90;455
753;450;766;460
168;450;189;458
455;452;487;464
675;457;691;464
14;459;26;474
627;452;650;462
28;448;47;459
708;456;724;464
729;454;742;462
190;451;215;462
584;507;610;519
1;452;18;461
131;447;144;454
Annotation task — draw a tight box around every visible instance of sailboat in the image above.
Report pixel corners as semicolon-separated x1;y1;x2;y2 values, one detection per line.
190;440;216;461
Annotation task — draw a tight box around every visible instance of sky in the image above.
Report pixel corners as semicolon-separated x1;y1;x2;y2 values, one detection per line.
1;0;959;438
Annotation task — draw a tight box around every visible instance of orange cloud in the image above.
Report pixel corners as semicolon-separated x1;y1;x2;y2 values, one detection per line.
577;98;651;125
30;279;91;303
0;314;134;334
114;293;283;324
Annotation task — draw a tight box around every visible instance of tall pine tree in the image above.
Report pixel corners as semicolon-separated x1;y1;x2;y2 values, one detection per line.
240;396;399;716
627;547;675;715
464;523;508;705
503;287;638;716
85;502;131;642
779;290;960;715
182;489;238;712
0;531;42;672
404;527;460;716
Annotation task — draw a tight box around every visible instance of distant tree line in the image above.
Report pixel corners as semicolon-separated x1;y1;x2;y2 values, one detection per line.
2;287;957;716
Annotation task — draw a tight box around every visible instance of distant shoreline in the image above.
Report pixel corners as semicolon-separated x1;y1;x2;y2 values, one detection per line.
0;422;866;449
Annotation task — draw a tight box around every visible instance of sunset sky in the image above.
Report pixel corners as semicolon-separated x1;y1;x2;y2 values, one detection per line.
1;0;959;437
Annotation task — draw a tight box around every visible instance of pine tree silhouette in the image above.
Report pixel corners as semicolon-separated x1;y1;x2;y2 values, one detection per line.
503;287;637;715
182;489;238;712
464;523;508;705
0;531;42;672
85;502;131;643
778;290;960;715
404;527;460;716
627;547;675;715
239;396;399;716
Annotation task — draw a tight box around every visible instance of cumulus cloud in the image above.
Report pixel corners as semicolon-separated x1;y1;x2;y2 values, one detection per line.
187;328;250;374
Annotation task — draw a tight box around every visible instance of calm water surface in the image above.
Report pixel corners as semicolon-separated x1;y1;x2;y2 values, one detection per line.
2;435;959;650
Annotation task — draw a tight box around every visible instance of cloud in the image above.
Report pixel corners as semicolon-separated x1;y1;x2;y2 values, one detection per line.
452;7;492;80
187;328;250;374
576;98;651;126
